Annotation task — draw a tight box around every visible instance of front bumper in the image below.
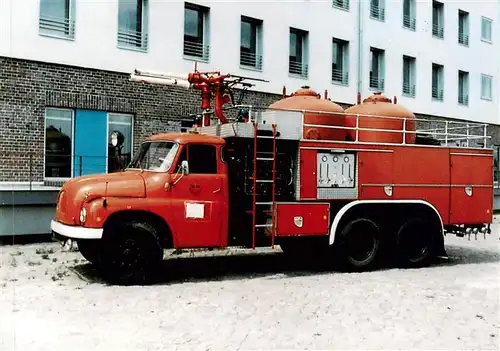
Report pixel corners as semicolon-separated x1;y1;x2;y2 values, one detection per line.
50;220;103;240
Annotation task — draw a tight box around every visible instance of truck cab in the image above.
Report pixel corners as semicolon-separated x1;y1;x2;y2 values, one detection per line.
51;132;229;283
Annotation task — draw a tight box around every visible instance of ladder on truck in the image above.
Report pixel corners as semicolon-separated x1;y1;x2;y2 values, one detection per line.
250;122;278;249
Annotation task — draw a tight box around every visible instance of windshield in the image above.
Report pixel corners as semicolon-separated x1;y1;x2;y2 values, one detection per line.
127;141;179;172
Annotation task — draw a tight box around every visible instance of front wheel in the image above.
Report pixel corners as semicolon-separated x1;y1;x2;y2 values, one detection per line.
102;221;163;285
337;218;381;270
77;239;102;265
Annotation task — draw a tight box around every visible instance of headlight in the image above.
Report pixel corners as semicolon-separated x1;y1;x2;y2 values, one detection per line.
79;208;87;224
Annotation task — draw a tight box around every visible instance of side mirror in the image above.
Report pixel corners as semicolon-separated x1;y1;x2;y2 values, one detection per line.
181;160;189;175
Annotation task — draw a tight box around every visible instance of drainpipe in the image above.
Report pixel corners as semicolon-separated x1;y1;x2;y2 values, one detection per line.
356;0;364;100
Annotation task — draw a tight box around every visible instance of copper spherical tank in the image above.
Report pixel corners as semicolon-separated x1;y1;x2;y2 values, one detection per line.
344;92;416;144
269;86;346;141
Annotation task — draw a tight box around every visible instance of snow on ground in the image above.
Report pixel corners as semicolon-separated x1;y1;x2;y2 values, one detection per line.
1;216;499;351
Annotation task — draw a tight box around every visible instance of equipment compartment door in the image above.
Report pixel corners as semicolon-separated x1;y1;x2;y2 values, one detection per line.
170;144;227;248
449;152;493;224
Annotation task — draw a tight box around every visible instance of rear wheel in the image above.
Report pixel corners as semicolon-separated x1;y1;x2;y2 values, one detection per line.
396;217;433;267
338;218;380;270
102;221;163;285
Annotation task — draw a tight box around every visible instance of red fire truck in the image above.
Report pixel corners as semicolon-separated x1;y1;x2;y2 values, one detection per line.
50;67;494;284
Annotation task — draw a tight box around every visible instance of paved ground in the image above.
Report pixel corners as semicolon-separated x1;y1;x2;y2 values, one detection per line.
1;218;499;351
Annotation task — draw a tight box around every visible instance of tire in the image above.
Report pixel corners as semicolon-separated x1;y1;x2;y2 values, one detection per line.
77;239;102;265
338;218;380;270
396;217;433;268
102;221;163;285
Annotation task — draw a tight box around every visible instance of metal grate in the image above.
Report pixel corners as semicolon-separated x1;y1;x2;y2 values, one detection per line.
240;51;263;70
39;15;75;39
332;69;349;84
289;60;308;78
403;14;416;30
117;28;148;51
183;40;210;61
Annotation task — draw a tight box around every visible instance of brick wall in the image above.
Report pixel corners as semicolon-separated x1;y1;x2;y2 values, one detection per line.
0;56;282;182
0;56;498;183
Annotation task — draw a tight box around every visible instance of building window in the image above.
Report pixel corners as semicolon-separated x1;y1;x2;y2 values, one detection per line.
240;16;263;71
432;1;444;39
431;63;444;101
44;108;134;179
289;27;309;78
402;0;416;31
402;55;416;98
481;17;492;43
45;108;73;179
39;0;75;40
183;3;210;61
458;70;469;106
370;0;385;21
332;38;349;85
332;0;349;11
458;10;469;46
369;47;385;91
481;74;493;101
108;114;134;173
117;0;148;52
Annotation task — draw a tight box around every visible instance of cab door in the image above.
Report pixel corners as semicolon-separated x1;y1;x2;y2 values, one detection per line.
170;143;228;248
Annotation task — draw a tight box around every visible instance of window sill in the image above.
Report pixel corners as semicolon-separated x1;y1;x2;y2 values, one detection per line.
331;80;349;87
369;86;384;92
117;43;148;53
481;38;493;44
458;103;469;107
432;98;444;102
432;34;444;40
39;32;75;42
288;73;308;80
402;25;416;32
183;55;209;63
332;4;350;12
402;93;416;98
458;42;469;48
480;96;493;102
239;64;263;73
370;15;385;23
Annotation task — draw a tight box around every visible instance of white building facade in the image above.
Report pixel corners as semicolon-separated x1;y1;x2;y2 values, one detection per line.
0;0;499;125
0;0;499;235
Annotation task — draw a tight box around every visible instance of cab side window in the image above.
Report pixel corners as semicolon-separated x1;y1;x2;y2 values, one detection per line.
189;144;217;174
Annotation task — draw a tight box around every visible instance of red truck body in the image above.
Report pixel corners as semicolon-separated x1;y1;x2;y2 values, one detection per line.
50;68;494;284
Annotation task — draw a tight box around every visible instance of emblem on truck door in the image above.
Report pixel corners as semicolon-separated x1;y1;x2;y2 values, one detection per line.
294;216;304;228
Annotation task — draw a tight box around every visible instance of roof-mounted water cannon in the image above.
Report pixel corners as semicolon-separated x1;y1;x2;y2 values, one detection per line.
130;62;269;126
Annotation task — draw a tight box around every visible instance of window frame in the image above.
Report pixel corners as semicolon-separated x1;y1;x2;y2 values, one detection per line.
44;107;75;181
431;0;444;40
431;63;444;101
481;16;493;43
370;0;386;22
457;70;469;106
117;0;149;52
402;0;416;31
331;37;349;85
288;27;309;79
174;144;219;175
480;74;493;101
183;2;210;62
369;47;385;91
38;0;76;40
457;9;470;47
239;15;263;71
107;113;135;173
402;55;416;98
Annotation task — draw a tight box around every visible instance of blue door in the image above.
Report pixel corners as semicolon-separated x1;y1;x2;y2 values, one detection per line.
73;109;108;177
